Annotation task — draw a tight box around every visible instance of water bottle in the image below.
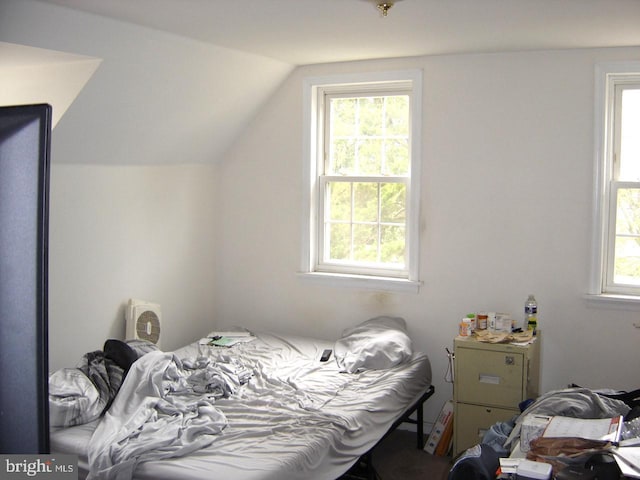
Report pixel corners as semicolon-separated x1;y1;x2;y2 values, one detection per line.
525;294;538;334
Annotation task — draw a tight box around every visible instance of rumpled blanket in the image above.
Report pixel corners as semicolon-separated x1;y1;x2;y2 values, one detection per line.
86;351;247;480
49;340;142;427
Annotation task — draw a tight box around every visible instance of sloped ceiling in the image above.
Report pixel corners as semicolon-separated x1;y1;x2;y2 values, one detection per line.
0;42;101;128
2;0;640;165
33;0;640;65
0;0;293;165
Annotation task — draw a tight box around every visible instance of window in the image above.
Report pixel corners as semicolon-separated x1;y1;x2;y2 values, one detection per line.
591;62;640;300
300;71;422;292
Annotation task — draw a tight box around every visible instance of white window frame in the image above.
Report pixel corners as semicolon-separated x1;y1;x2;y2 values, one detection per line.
589;61;640;305
299;70;422;293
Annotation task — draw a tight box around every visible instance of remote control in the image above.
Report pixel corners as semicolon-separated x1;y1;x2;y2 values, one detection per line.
320;349;332;362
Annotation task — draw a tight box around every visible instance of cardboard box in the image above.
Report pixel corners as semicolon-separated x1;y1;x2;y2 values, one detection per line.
424;399;453;454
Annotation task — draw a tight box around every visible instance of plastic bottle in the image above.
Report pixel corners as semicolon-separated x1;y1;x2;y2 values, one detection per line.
525;294;538;334
488;312;496;331
477;313;488;330
459;318;472;336
466;314;476;331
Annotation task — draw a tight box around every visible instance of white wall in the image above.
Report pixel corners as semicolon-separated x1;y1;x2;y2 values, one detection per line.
216;47;640;422
3;0;640;427
0;0;289;371
48;164;219;370
0;0;292;167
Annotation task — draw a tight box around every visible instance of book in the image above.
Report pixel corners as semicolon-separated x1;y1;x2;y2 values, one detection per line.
198;331;256;347
542;415;623;444
424;399;454;454
613;446;640;479
206;331;253;337
208;335;256;347
535;415;640;478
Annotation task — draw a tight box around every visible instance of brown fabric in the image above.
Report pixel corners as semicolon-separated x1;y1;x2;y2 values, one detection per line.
526;437;612;474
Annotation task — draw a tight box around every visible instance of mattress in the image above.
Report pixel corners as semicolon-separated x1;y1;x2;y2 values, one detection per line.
50;331;432;480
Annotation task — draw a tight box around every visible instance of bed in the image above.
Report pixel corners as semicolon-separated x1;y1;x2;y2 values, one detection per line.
49;317;434;480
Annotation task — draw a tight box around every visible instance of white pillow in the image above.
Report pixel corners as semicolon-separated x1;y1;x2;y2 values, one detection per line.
334;316;413;373
49;368;102;427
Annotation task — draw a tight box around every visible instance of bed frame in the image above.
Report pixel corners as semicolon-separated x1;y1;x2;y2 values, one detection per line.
341;384;436;480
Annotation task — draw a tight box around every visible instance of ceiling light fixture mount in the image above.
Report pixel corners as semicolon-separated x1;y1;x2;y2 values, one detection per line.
377;2;394;17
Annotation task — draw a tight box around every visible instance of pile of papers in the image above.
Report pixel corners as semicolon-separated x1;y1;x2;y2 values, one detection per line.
516;414;640;478
199;331;256;348
615;445;640;478
473;329;536;344
542;415;623;443
541;416;640;478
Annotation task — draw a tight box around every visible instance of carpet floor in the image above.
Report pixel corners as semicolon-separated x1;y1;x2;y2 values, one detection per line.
371;430;452;480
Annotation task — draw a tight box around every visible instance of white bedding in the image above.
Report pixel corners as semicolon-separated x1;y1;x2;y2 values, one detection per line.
87;351;238;479
51;332;432;480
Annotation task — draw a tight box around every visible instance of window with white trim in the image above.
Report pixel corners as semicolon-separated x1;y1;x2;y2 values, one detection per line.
301;71;422;292
592;63;640;298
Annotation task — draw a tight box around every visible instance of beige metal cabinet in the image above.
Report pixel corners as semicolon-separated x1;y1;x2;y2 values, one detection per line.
453;334;540;455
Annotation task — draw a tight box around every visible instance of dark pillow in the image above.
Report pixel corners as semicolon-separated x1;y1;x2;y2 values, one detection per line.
125;338;160;358
103;339;138;373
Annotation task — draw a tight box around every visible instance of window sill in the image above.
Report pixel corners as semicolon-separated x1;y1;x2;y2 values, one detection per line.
297;271;421;293
584;293;640;310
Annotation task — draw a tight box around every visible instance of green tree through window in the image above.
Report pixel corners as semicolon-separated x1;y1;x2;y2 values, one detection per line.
325;95;409;268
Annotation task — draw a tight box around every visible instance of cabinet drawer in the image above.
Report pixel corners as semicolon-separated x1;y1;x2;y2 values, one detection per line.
454;403;516;455
455;347;524;408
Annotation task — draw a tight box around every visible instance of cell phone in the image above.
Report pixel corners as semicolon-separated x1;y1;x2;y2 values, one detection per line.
320;349;332;362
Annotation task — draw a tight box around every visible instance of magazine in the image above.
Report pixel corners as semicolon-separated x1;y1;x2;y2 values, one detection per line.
542;415;623;443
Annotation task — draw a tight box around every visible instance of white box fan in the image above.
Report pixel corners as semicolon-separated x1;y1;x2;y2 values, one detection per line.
125;299;161;347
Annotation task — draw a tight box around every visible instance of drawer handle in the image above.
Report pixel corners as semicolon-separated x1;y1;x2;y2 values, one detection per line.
479;374;500;385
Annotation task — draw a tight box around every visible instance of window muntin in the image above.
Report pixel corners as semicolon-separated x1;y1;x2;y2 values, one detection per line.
608;87;640;289
322;178;407;271
301;71;421;290
610;184;640;286
327;95;410;176
617;88;640;181
595;67;640;296
319;91;410;277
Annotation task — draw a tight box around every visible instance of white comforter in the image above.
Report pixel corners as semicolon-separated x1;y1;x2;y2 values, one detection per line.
52;333;432;480
87;351;241;480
